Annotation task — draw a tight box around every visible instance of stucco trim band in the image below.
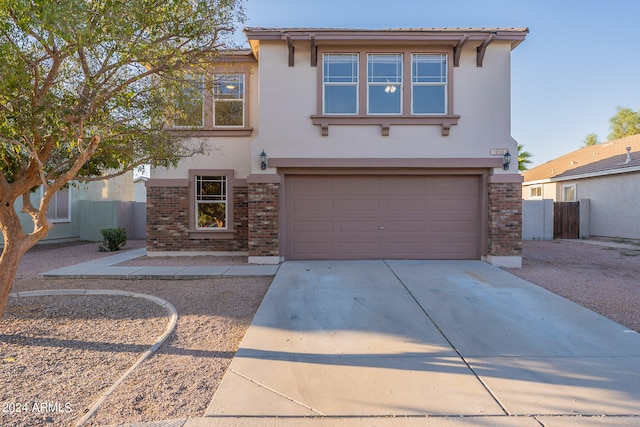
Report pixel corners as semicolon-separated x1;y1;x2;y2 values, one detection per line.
269;157;502;169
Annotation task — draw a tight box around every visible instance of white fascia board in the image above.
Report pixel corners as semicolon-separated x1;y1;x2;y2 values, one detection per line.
550;165;640;182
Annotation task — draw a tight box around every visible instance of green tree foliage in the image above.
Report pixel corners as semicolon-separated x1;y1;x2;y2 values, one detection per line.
0;0;245;317
608;107;640;140
517;143;533;171
582;133;599;147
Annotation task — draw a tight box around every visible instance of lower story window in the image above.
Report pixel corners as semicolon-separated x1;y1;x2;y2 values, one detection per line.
196;176;227;229
45;187;71;222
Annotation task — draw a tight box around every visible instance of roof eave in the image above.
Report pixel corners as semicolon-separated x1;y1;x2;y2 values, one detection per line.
243;27;529;49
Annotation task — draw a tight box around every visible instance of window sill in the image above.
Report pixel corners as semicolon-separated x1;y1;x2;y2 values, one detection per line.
310;115;460;136
165;127;253;137
188;230;235;240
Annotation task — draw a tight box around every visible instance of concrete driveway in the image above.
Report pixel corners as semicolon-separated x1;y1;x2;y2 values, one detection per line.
192;260;640;426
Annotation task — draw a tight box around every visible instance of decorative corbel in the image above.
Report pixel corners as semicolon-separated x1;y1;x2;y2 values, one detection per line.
310;34;317;67
287;35;294;67
453;35;468;67
476;33;496;67
441;122;452;136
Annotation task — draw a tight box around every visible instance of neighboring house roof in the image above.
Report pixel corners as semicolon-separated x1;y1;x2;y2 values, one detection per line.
522;134;640;183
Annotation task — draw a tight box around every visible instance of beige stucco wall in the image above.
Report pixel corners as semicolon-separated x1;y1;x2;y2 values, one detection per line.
152;39;520;180
560;174;640;239
522;182;556;201
151;62;259;180
253;40;516;170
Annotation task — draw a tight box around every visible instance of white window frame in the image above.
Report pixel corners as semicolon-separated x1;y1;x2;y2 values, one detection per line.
562;184;577;202
322;53;359;115
411;53;447;115
43;187;71;223
367;53;403;115
530;185;542;199
213;73;245;128
195;175;228;230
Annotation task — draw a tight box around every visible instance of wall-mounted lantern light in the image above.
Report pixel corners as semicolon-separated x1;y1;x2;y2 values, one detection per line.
260;150;267;170
503;151;511;170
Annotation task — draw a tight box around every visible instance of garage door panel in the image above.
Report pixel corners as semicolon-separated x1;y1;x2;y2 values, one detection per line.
292;242;335;256
339;199;381;211
384;221;426;232
432;220;474;232
385;198;426;212
285;175;481;260
431;240;476;258
293;199;334;212
339;242;381;255
384;177;428;192
431;197;477;211
339;220;379;233
293;220;335;233
339;177;381;193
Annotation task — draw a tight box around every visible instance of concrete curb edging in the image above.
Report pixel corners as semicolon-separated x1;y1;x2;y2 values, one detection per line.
8;289;178;427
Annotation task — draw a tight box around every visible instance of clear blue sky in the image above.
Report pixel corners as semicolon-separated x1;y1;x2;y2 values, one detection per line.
232;0;640;167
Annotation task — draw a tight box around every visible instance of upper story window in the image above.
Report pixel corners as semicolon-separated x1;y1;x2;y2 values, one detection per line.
412;54;447;115
167;69;252;136
213;74;245;127
172;74;205;128
323;53;358;114
530;185;542;199
368;54;402;114
315;48;459;136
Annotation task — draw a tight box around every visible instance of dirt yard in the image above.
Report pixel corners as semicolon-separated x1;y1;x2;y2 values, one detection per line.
0;238;639;426
504;239;640;333
1;241;271;427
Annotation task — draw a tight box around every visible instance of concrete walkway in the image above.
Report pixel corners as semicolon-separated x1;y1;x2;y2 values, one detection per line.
39;248;279;279
186;260;640;426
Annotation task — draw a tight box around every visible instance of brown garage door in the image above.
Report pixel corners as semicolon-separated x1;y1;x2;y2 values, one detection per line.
284;175;481;260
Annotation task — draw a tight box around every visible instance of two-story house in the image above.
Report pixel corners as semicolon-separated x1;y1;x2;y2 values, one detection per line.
147;27;528;268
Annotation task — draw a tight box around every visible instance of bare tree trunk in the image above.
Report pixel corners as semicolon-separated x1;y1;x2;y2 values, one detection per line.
0;241;27;318
0;202;48;318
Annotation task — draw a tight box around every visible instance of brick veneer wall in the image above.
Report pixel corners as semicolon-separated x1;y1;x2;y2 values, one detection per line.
488;182;522;257
147;185;248;252
248;182;280;257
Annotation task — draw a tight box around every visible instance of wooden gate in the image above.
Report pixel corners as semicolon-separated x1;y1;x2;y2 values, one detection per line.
554;201;579;239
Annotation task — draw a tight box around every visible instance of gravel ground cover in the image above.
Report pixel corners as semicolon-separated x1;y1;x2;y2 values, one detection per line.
0;238;639;426
1;241;271;427
504;239;640;333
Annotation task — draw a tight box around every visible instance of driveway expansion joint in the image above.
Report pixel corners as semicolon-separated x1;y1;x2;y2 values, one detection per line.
382;259;510;416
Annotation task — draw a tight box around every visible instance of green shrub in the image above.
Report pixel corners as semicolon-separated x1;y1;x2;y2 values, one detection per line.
98;227;127;252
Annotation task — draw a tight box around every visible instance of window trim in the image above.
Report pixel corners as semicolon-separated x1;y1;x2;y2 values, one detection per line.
313;46;459;136
188;169;236;238
411;53;448;115
213;73;246;128
170;73;205;129
367;53;403;115
42;186;71;223
166;66;253;137
562;184;577;202
322;53;359;115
